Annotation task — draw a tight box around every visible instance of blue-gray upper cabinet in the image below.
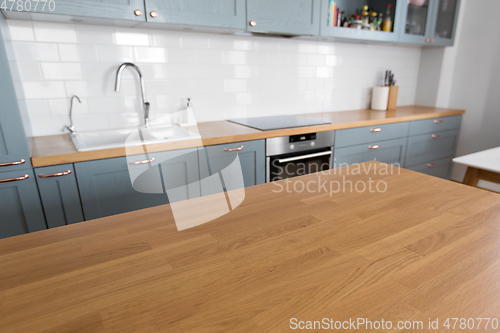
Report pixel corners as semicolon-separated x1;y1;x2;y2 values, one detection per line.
35;164;84;229
0;169;46;239
320;0;403;42
75;148;200;220
199;140;265;196
246;0;320;36
0;17;31;173
1;0;146;21
429;0;461;46
398;0;460;46
144;0;246;29
334;138;407;167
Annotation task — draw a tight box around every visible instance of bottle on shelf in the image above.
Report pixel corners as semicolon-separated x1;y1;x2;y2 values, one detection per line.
382;4;393;32
370;11;378;30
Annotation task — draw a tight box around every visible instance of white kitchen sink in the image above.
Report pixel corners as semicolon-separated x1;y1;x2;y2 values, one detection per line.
71;125;201;152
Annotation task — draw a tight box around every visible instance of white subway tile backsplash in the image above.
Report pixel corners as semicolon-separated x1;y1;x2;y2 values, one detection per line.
59;44;99;62
6;22;422;136
32;22;77;43
41;63;83;80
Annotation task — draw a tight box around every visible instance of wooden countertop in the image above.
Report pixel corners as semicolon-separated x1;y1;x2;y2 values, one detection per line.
31;106;465;167
1;162;499;332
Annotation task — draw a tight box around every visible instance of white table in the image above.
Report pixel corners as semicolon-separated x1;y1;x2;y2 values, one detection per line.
453;147;500;187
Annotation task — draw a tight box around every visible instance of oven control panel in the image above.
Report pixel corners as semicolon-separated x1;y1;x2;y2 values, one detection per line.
266;131;335;156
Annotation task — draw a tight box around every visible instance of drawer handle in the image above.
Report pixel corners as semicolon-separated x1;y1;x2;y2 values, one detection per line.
0;174;29;183
434;119;443;124
431;134;441;139
368;145;380;149
427;163;436;168
370;128;382;132
129;157;155;165
224;146;244;152
0;159;26;168
38;170;72;178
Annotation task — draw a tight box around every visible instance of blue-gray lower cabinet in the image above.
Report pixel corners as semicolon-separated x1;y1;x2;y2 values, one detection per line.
144;0;246;29
334;138;407;167
246;0;320;36
199;140;265;196
0;169;46;239
75;148;200;220
404;129;459;167
406;157;453;179
335;122;409;148
1;0;146;21
35;164;84;228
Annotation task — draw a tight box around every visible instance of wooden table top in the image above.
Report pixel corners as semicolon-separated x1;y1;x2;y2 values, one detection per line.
31;105;464;167
1;161;499;332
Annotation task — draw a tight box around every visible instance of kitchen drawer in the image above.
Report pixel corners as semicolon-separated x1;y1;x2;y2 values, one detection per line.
334;138;407;167
405;130;459;167
35;164;84;228
409;115;462;136
335;122;409;148
406;157;453;179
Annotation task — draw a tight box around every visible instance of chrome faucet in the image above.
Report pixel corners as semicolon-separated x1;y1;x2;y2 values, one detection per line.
63;95;81;134
115;62;150;128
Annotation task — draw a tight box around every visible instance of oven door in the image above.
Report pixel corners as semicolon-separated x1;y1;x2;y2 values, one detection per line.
267;147;333;182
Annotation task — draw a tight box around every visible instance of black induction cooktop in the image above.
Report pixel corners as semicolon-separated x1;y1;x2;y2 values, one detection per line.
228;115;330;131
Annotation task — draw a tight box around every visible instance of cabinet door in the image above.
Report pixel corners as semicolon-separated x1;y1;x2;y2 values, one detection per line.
247;0;320;36
429;0;461;46
398;0;436;44
406;157;452;179
405;129;459;167
199;140;265;196
334;138;407;167
5;0;146;21
0;169;46;239
0;16;31;172
35;164;84;228
335;122;409;148
75;148;200;220
320;0;403;42
144;0;246;29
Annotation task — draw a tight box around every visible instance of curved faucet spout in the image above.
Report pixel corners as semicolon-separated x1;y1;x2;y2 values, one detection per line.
115;62;150;128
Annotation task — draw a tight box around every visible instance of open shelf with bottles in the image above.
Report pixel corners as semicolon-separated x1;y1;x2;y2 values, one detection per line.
320;0;403;42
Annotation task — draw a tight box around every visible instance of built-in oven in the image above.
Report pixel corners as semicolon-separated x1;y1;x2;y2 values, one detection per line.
266;131;335;182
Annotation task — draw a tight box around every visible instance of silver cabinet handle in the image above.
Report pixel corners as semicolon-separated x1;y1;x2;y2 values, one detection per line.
370;128;382;132
427;163;436;168
0;174;29;183
224;146;244;152
434;119;443;124
38;170;72;178
129;157;155;165
0;159;26;168
431;134;441;138
369;145;380;149
278;151;332;163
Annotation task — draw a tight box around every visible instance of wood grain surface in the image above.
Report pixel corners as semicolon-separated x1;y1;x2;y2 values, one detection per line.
1;161;498;332
31;106;465;167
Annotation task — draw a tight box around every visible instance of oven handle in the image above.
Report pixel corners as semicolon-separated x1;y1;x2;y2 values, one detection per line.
278;151;332;163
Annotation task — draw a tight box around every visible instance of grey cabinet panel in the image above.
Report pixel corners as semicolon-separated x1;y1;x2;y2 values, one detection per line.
0;169;46;239
408;115;462;136
430;0;461;46
398;0;436;44
35;164;84;228
3;0;146;21
0;16;31;172
144;0;246;29
75;148;200;220
320;0;403;42
335;122;409;148
406;156;452;179
334;138;407;167
405;129;459;167
247;0;320;36
199;140;265;196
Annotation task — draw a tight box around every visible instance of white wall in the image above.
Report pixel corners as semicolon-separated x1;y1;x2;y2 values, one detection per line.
416;0;500;187
4;20;423;136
